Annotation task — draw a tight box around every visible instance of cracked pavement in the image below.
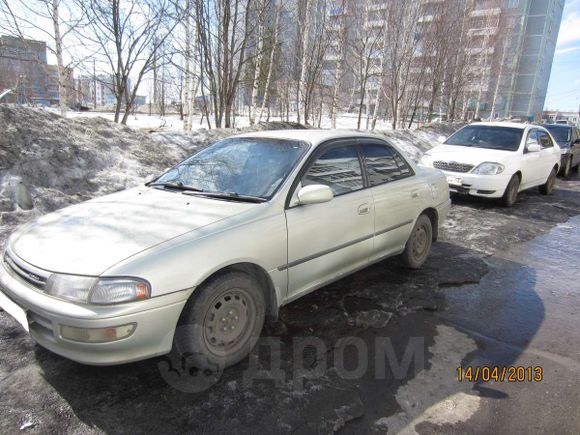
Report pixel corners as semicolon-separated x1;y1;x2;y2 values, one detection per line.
1;172;580;434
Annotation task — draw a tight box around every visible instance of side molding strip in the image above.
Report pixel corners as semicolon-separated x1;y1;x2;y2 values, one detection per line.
278;219;414;271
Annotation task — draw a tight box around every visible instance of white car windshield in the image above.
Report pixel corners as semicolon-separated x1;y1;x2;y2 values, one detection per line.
152;137;309;200
444;126;523;152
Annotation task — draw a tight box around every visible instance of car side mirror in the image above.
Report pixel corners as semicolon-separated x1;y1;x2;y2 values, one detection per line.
574;138;580;144
526;144;541;153
437;135;446;143
297;184;333;205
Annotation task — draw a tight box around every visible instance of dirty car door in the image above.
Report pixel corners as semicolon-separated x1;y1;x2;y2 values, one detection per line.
284;141;374;300
359;141;419;261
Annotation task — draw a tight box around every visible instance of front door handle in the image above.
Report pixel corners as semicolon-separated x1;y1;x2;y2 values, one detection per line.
357;203;370;215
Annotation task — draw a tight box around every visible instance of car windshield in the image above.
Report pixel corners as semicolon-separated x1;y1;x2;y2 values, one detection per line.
152;137;308;199
444;125;523;151
542;125;571;142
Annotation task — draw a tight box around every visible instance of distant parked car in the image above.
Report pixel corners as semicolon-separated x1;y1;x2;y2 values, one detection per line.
541;124;580;177
419;122;561;207
0;130;450;368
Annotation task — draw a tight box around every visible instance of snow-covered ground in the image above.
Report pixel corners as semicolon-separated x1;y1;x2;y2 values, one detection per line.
45;108;437;132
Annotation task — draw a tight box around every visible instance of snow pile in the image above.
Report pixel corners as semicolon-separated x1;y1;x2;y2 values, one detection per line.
0;105;304;248
376;122;465;162
0;104;459;249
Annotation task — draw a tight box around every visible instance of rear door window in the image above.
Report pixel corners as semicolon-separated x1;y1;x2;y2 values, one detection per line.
360;143;414;186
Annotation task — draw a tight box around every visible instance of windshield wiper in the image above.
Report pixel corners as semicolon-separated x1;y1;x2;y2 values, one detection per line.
183;190;266;203
148;182;204;192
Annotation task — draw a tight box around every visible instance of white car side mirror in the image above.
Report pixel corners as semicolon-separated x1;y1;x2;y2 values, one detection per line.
297;184;333;205
527;144;541;153
437;135;446;143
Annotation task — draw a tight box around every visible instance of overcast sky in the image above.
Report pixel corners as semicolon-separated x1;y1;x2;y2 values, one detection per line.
544;0;580;111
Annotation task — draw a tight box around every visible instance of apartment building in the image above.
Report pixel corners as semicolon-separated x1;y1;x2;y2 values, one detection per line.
322;0;564;121
0;35;74;106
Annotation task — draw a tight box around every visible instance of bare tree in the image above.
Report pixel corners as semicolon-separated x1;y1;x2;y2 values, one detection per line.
257;0;282;123
381;0;421;129
79;0;180;124
345;0;383;129
195;0;254;128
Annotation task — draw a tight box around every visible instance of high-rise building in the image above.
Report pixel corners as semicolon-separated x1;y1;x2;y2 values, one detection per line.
320;0;564;122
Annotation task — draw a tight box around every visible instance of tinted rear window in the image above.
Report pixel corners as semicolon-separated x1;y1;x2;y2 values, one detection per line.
542;125;571;142
444;126;524;151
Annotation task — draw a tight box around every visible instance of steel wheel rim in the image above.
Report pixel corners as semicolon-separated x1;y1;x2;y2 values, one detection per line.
412;224;428;260
203;288;256;355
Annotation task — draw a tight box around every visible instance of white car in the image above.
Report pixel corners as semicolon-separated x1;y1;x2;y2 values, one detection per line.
419;122;561;207
0;130;450;368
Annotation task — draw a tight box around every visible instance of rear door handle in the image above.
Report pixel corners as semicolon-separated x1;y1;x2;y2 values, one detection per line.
357;203;370;215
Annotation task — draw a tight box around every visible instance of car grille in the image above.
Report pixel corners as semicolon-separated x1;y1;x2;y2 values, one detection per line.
433;160;474;173
3;252;48;290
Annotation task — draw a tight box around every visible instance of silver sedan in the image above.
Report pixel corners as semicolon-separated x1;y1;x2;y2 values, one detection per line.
0;130;450;368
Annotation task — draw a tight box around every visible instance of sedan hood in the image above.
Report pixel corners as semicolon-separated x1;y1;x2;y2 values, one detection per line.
426;144;514;165
9;187;254;275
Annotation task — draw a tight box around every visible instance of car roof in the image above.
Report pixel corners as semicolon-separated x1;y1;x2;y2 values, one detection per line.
234;129;387;147
469;121;529;130
541;123;572;129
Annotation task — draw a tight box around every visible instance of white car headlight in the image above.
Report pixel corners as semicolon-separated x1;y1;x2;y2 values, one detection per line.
45;274;97;303
45;274;150;304
472;162;504;175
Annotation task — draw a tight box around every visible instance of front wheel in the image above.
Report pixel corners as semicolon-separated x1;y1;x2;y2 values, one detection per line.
401;214;432;269
174;271;265;370
539;167;557;195
501;174;520;207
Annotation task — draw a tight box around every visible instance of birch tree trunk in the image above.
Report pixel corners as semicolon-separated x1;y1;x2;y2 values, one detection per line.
183;0;192;130
297;0;313;125
249;1;266;124
51;0;67;117
257;1;281;123
330;7;345;129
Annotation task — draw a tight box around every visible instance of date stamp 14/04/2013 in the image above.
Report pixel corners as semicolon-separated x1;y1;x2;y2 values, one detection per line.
457;366;543;383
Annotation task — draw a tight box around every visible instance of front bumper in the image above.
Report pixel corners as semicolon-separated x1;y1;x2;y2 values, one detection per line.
441;170;511;198
0;257;193;365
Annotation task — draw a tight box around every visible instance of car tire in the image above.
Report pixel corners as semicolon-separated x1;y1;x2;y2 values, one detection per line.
174;271;265;370
539;167;557;195
401;214;432;269
501;174;520;207
560;158;571;178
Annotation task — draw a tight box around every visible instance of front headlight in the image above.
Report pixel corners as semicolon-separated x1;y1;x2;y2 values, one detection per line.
472;162;504;175
45;274;97;303
89;278;151;305
45;274;150;304
419;153;433;167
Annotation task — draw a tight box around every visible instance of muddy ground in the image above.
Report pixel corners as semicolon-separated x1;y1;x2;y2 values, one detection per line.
0;110;579;433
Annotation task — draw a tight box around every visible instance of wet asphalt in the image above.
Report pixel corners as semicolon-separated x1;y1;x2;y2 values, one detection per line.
1;172;580;434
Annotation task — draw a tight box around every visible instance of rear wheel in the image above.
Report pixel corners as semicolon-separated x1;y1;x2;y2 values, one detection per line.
401;214;432;269
539;167;557;195
560;158;571;178
174;271;265;370
501;175;520;207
